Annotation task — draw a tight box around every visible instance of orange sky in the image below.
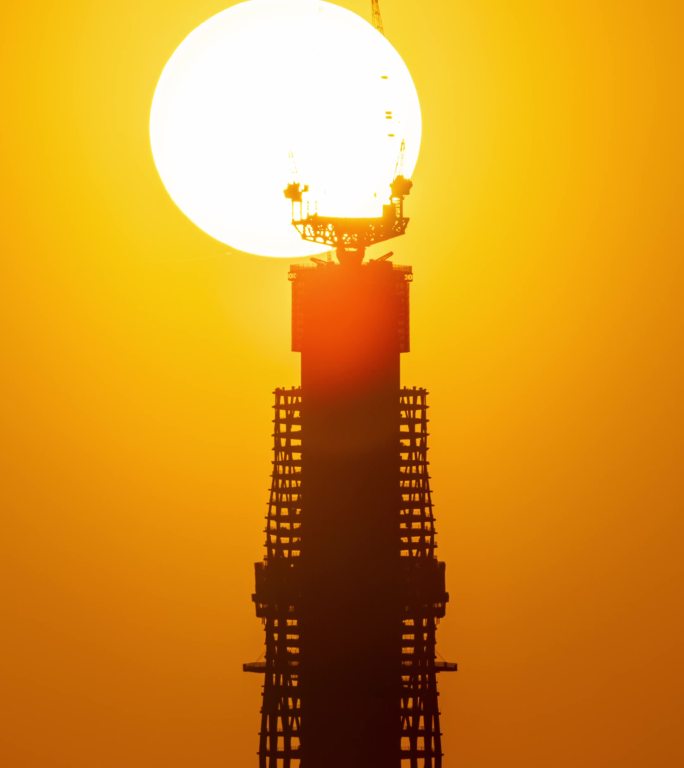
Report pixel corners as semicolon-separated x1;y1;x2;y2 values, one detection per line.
1;1;683;766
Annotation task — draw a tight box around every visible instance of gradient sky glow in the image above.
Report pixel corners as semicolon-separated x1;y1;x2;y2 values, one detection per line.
1;1;683;766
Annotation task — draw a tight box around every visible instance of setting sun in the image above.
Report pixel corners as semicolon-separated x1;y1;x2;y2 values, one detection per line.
150;0;421;257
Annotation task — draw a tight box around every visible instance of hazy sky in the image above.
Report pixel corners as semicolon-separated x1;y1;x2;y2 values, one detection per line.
1;1;683;765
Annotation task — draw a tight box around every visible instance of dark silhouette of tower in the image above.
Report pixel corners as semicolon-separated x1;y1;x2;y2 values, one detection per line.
244;178;455;767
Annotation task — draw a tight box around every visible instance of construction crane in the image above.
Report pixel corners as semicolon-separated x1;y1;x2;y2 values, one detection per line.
281;0;418;266
284;172;412;266
371;0;384;35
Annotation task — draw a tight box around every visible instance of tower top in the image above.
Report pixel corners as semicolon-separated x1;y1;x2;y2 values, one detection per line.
284;176;413;266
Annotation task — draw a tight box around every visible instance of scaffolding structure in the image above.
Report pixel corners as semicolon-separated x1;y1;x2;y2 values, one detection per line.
246;387;453;767
247;388;303;764
398;388;455;767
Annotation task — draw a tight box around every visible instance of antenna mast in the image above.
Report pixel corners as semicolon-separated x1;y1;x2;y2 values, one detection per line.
371;0;385;34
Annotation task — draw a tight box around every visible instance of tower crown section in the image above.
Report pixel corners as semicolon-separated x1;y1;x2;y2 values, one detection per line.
284;176;413;266
289;260;412;355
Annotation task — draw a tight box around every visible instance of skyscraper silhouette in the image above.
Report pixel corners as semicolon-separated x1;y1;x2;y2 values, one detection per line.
244;180;455;766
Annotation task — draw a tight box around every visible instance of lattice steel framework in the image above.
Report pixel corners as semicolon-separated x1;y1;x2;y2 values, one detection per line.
246;387;454;768
399;388;453;767
247;388;303;767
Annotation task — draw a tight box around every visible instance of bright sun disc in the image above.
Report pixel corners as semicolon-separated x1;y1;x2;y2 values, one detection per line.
150;0;421;257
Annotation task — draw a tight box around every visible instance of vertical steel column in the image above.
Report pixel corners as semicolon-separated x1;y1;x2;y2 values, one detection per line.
293;261;408;768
